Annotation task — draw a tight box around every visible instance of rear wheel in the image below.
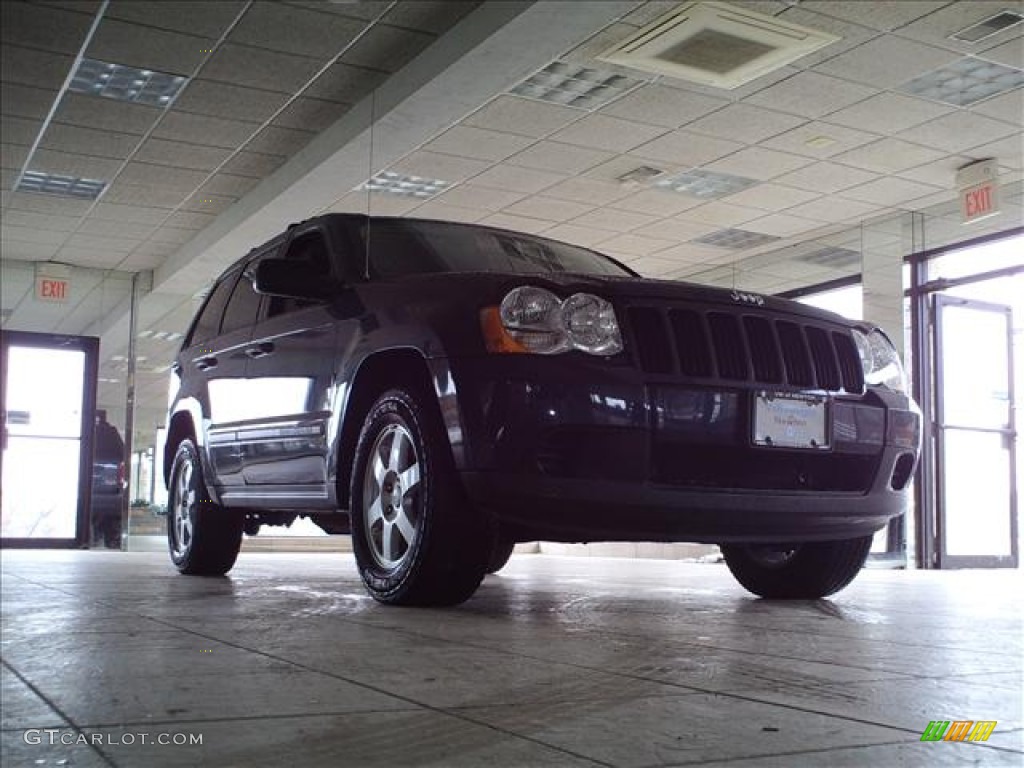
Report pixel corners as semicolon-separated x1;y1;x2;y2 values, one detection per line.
167;439;243;576
350;388;488;606
720;536;873;599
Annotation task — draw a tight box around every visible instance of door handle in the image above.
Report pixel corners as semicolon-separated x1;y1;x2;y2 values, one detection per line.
195;356;218;371
245;342;275;359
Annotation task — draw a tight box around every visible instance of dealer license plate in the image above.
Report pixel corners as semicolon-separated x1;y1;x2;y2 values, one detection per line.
753;392;828;450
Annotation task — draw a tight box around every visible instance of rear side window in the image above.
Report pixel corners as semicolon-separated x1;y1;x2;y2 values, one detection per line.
267;231;333;318
220;268;263;335
186;272;237;347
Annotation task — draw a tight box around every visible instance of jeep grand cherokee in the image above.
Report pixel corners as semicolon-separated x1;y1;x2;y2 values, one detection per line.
163;214;920;605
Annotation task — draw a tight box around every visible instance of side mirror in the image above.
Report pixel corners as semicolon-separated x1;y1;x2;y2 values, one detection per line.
253;258;341;301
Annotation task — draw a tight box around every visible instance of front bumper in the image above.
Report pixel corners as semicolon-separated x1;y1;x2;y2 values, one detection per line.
448;357;919;543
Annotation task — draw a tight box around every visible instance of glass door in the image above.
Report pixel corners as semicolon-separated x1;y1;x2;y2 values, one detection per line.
933;295;1018;568
1;331;98;547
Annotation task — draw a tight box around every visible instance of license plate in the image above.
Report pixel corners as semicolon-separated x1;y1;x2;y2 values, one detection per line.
753;392;828;449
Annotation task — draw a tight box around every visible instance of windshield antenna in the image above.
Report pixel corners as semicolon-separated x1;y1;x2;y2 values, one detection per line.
364;86;375;281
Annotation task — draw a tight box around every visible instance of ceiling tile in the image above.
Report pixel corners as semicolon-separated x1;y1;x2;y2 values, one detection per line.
772;7;881;69
304;61;388;103
424;126;533;163
197;173;258;198
760;120;882;159
77;218;158;239
180;192;237;213
106;0;245;38
798;1;946;31
895;1;1024;54
607;188;704;217
173;79;289;123
628;254;695;278
970;88;1024;125
898;111;1017;154
0;167;15;189
148;226;195;245
543;177;632;207
41;122;140;158
340;24;434;73
774;162;880;194
478;212;552;235
272;97;351;133
549;114;667;154
390;150;491;184
815;36;960;89
2;209;81;232
704;147;814;180
966;135;1024;170
827;92;956;135
502;196;593;223
897;155;976;188
839;176;942;206
0;45;74;90
978;38;1024;70
631;217;717;242
832;137;947;174
6;191;94;215
118;161;207;191
102;180;188;207
244;124;314;156
116;251;166;271
571;208;658;233
230;2;363;58
1;1;93;55
465;95;583;139
686;104;806;145
52;93;162;135
91;202;173;223
56;246;125;269
1;116;39;146
201;43;323;94
470;164;566;194
722;183;819;212
153;110;257;149
220;150;286;178
507;141;614;175
632;131;744;168
163;210;216;230
134;138;232;172
1;83;57;120
584;154;685;184
676;201;764;227
31;148;123;180
383;1;480;35
434;184;525;212
542;223;616;248
131;239;178;257
600;84;730;128
744;212;823;237
0;239;60;260
745;71;877;119
408;200;487;224
87;18;210;74
64;232;142;253
598;232;677;257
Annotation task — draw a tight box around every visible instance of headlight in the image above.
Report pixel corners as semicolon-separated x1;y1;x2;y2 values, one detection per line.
853;328;907;393
481;286;623;356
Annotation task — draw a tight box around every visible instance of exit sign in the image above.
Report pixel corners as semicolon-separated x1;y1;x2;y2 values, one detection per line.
956;159;1001;224
35;263;71;303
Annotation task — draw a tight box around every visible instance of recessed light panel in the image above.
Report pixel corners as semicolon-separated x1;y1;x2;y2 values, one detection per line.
510;61;643;110
655;169;758;199
899;57;1024;107
358;171;450;199
17;170;106;199
798;246;861;268
69;57;188;106
694;228;781;249
951;10;1023;43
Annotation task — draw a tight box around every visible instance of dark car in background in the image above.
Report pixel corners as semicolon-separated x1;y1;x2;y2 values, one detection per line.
162;214;920;606
91;410;125;549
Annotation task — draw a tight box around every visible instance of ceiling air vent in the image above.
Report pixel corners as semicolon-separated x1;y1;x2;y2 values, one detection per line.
598;1;840;89
797;246;861;269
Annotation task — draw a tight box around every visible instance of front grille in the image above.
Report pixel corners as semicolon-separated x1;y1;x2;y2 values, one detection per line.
627;305;864;393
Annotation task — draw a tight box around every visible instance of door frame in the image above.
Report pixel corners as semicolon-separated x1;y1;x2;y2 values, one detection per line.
1;330;99;548
933;294;1018;569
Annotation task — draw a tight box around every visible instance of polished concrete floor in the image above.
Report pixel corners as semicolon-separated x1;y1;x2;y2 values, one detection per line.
1;550;1021;767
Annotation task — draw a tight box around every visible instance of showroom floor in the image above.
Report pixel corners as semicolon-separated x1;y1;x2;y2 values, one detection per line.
1;550;1021;767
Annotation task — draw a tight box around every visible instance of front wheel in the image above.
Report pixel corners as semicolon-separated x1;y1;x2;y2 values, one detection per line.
167;439;243;576
720;536;873;599
350;388;488;606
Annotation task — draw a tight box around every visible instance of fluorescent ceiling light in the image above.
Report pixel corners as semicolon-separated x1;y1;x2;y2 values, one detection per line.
655;169;757;199
69;57;188;106
358;171;450;199
951;10;1023;43
694;228;781;249
898;57;1024;107
16;170;106;199
510;61;644;110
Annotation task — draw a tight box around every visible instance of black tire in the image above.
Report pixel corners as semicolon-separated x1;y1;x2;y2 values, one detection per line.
720;535;873;599
167;439;243;576
486;537;516;574
350;387;488;606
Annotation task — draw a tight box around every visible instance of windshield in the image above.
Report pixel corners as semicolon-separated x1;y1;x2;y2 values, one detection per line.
363;219;634;278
